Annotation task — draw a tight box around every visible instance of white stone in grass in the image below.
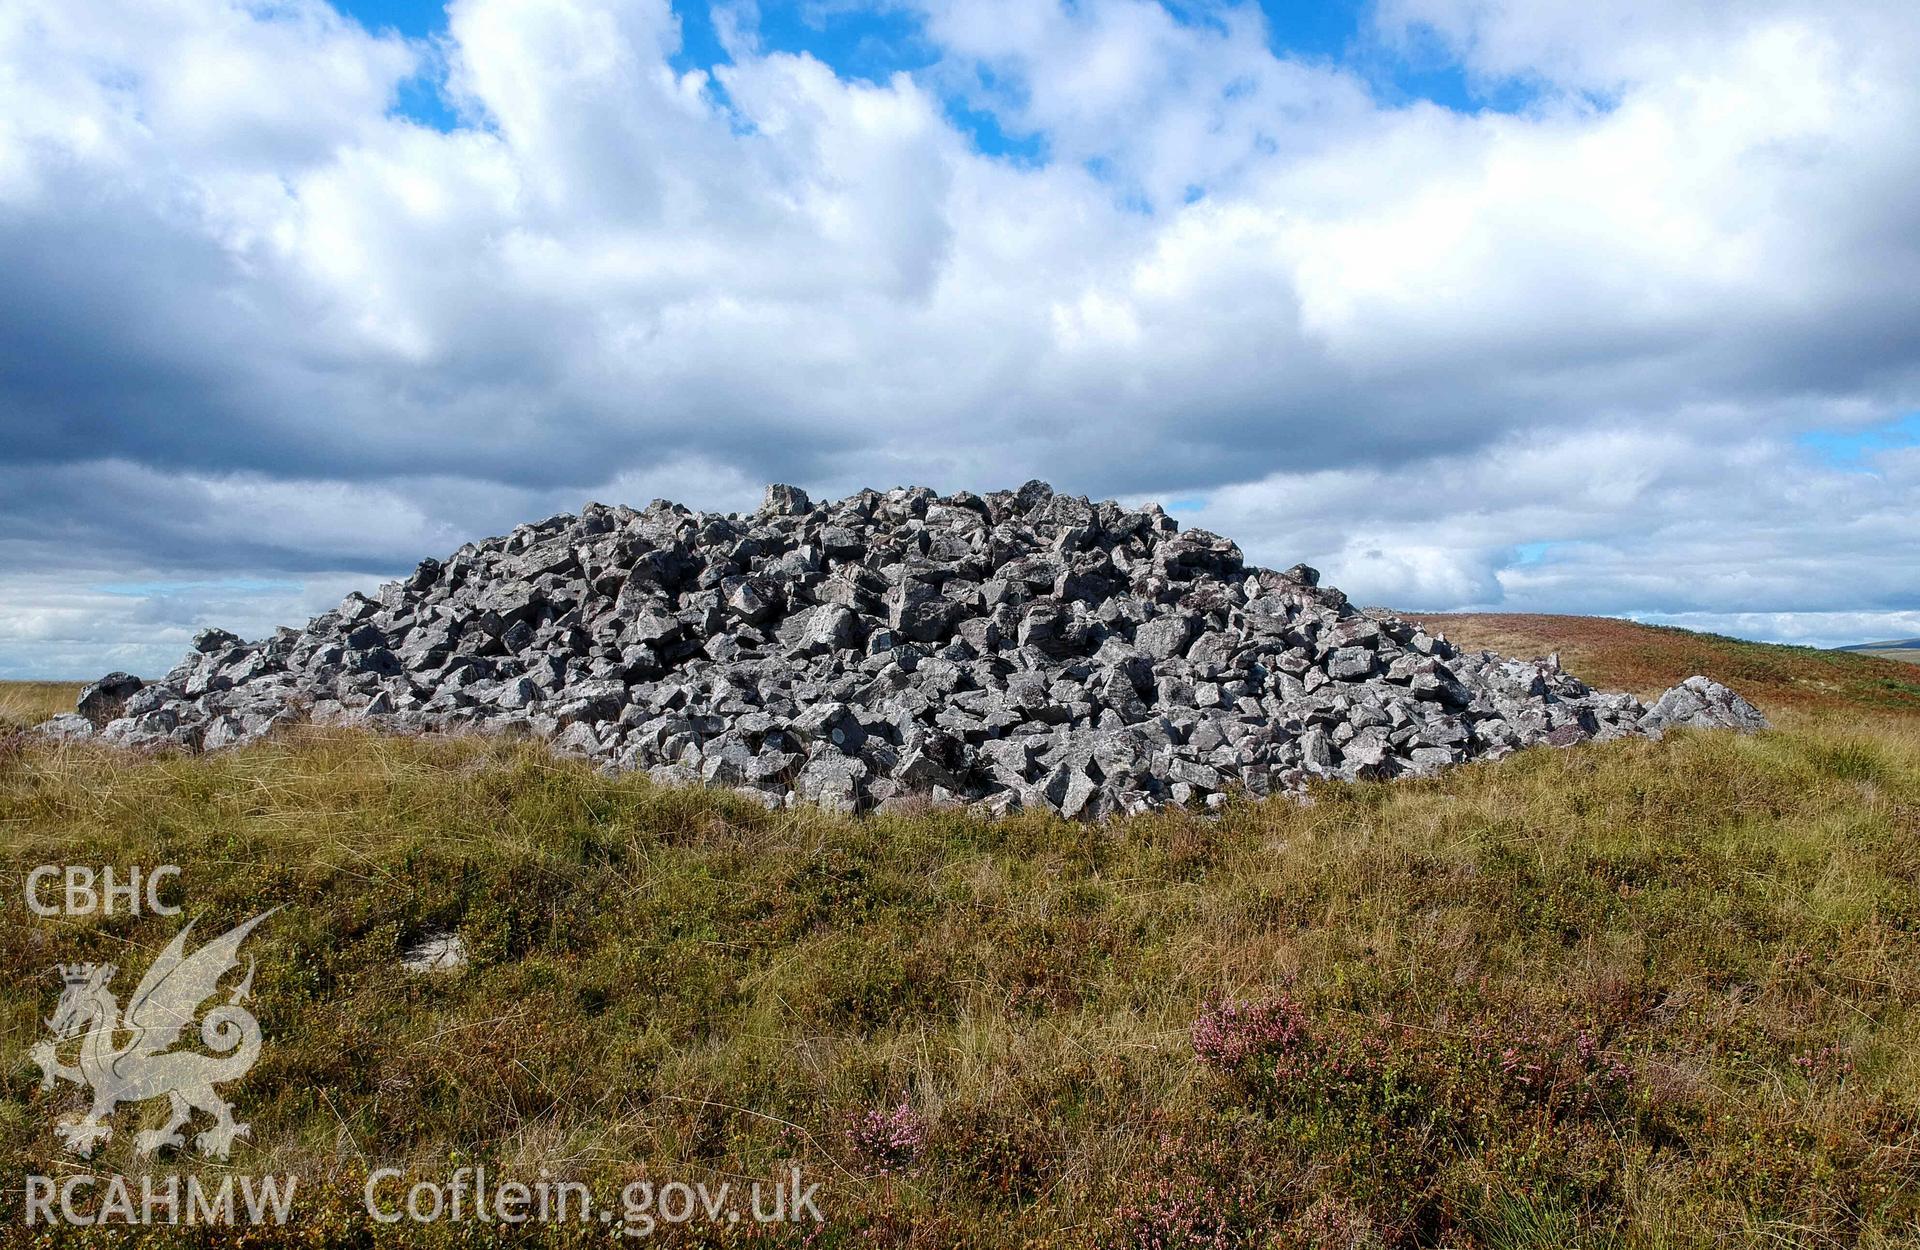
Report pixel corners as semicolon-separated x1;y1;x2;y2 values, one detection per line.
401;931;467;973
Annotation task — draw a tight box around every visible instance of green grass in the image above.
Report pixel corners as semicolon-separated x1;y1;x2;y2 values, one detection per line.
2;629;1919;1246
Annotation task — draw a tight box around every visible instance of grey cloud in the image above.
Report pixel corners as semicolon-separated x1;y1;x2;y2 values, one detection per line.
1;0;1919;675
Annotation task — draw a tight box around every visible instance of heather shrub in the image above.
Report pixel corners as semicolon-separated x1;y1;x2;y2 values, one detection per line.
1109;1127;1290;1250
1190;993;1310;1077
845;1101;928;1176
929;1104;1064;1204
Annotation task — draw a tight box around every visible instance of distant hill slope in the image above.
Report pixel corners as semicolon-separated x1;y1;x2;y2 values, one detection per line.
1407;612;1920;721
1836;637;1920;666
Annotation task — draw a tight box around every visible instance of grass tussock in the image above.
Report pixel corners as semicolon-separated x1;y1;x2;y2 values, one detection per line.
3;619;1919;1248
2;716;1918;1247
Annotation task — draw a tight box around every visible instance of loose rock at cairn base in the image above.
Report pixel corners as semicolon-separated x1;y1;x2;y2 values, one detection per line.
39;482;1769;818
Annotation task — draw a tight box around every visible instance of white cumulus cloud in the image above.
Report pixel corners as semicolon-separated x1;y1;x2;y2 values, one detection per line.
1;0;1918;676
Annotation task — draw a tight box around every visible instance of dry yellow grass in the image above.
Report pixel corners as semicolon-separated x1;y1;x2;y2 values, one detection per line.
3;621;1918;1247
0;680;81;732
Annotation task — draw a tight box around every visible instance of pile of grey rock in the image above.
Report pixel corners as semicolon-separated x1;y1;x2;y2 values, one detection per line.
36;482;1768;818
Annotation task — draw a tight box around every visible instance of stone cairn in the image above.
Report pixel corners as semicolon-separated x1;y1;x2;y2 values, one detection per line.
39;482;1768;817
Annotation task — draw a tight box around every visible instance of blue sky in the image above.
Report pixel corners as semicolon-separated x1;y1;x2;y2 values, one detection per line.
338;0;1532;147
1799;412;1920;468
2;0;1919;676
333;0;447;38
330;1;1383;75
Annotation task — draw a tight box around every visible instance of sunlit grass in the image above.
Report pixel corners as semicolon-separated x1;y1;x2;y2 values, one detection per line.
3;619;1919;1246
3;714;1918;1246
0;681;80;732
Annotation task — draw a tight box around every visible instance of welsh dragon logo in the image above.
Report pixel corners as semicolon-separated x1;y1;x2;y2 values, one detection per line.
27;909;276;1160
